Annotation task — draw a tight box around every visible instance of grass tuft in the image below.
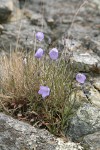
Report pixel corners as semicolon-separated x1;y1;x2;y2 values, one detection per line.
0;50;77;137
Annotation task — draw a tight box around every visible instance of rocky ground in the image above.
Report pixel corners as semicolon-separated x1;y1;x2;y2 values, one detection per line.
0;0;100;149
0;113;83;150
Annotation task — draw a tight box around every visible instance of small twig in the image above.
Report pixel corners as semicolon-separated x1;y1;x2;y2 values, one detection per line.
0;94;12;99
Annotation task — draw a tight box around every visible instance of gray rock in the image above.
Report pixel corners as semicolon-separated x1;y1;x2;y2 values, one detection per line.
92;0;100;9
93;78;100;91
0;0;13;23
46;18;54;24
0;113;83;150
0;18;50;52
88;87;100;107
67;103;100;141
81;37;100;57
63;36;100;74
0;0;100;55
30;13;46;27
21;0;100;43
92;40;100;57
83;131;100;150
71;50;100;73
0;24;4;33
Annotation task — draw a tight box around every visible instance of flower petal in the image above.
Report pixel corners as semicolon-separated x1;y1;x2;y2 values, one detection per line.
35;48;44;58
49;48;58;60
42;92;49;98
38;86;50;98
36;32;44;41
76;73;86;84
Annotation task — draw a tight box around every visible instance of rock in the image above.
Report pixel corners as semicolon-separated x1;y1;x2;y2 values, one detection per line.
0;24;4;33
88;87;100;107
0;113;83;150
18;0;26;9
64;39;82;51
46;17;55;28
71;50;100;73
30;13;46;26
67;103;100;141
93;78;100;91
22;0;100;43
81;37;100;57
56;140;83;150
0;0;100;56
70;89;88;109
83;131;100;150
0;0;14;23
92;0;100;9
63;37;100;74
0;18;50;52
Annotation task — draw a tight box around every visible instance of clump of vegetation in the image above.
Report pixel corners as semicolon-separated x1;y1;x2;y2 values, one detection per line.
0;32;86;137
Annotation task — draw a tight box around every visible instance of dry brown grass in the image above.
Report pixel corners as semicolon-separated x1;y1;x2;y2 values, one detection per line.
0;50;76;136
0;51;36;100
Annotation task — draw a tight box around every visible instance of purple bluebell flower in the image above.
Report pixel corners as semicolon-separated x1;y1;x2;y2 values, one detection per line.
76;73;86;84
38;86;50;98
36;32;44;41
49;48;58;60
35;48;44;58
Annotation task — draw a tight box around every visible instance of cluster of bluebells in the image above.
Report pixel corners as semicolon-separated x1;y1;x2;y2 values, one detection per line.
35;32;58;60
35;32;86;99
